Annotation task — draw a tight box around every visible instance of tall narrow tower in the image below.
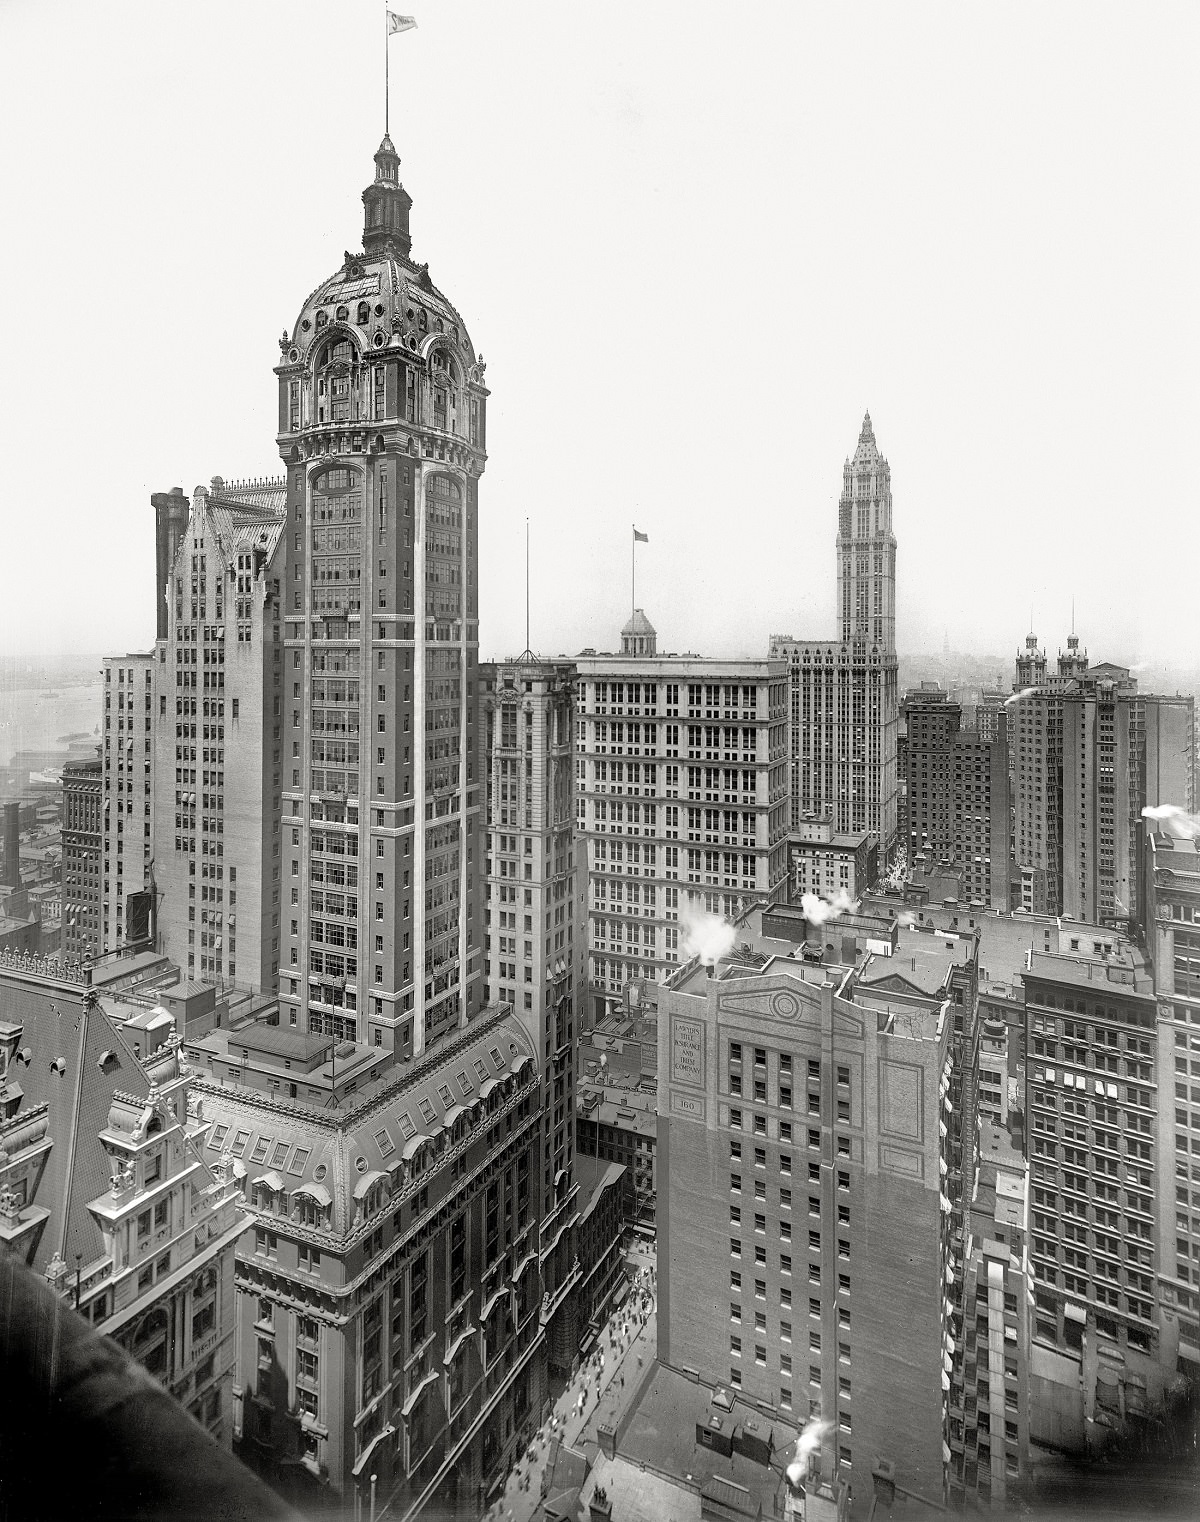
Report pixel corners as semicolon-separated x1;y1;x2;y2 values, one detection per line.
836;412;897;651
275;137;489;1058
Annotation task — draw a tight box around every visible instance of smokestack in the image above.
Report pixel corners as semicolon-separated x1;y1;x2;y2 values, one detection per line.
151;487;190;641
1;803;20;890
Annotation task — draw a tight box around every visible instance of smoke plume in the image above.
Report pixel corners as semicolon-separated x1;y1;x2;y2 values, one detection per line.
801;887;854;927
1142;803;1200;839
681;902;736;964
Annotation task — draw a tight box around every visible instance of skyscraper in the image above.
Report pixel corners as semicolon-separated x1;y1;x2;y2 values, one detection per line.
575;632;789;1021
482;654;588;1372
62;755;103;961
771;414;899;857
1009;637;1194;924
100;652;155;952
901;683;1012;910
153;478;286;994
275;136;490;1059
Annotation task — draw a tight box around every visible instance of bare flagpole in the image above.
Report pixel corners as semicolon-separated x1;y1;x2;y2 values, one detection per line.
631;524;636;617
385;9;390;135
526;517;531;653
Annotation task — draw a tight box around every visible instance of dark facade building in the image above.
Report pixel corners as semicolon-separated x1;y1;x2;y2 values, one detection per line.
62;756;103;961
1023;939;1169;1450
901;683;1012;911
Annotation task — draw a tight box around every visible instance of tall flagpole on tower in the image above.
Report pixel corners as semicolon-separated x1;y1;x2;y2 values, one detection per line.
385;14;418;137
526;517;531;655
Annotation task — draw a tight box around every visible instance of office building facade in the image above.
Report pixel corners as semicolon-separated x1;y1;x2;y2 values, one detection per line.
196;1004;545;1514
902;684;1011;910
1011;643;1194;924
275;136;490;1060
574;648;789;1020
153;478;287;994
656;916;958;1515
62;755;103;961
482;655;587;1372
771;414;899;857
100;653;156;952
1143;828;1200;1377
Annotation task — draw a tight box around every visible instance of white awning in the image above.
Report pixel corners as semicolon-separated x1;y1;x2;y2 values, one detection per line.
400;1133;429;1161
254;1171;285;1192
441;1104;466;1129
293;1181;331;1207
353;1169;388;1201
401;1369;440;1418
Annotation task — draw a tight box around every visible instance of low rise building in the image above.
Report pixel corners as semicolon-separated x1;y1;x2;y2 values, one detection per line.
789;816;878;903
0;946;247;1445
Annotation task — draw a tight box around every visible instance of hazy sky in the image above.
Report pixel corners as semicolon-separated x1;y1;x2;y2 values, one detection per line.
2;1;1197;669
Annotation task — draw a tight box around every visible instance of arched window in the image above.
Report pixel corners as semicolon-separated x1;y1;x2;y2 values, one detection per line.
335;305;349;322
357;302;370;326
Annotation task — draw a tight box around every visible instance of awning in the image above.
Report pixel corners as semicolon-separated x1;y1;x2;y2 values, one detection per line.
353;1169;388;1200
444;1324;477;1364
400;1134;429;1161
554;1168;568;1187
513;1251;537;1284
254;1171;285;1192
481;1285;508;1322
293;1181;331;1207
401;1369;440;1418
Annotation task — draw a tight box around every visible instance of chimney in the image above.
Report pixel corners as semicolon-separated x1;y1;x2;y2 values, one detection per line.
151;487;190;640
1;802;21;889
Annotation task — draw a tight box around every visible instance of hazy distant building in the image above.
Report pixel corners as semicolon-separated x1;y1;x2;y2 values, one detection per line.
152;477;286;995
101;653;155;952
771;414;899;857
574;637;789;1021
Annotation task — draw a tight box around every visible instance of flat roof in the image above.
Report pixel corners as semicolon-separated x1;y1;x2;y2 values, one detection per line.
609;1362;800;1514
1025;948;1153;998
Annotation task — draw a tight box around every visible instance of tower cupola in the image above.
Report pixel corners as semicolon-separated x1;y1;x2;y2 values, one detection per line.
362;135;412;258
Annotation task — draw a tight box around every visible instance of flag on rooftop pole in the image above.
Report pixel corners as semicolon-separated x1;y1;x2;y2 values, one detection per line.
388;12;417;33
633;527;648;543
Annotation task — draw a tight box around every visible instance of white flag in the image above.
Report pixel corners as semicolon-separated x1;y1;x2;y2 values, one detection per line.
388;12;417;34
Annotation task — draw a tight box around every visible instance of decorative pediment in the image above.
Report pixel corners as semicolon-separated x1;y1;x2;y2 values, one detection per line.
718;975;823;1025
861;973;929;999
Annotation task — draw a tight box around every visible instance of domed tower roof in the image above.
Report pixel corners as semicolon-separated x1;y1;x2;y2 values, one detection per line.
280;139;482;381
621;608;657;657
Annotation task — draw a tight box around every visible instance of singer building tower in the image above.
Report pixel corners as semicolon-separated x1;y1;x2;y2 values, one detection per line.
771;414;899;857
276;137;489;1057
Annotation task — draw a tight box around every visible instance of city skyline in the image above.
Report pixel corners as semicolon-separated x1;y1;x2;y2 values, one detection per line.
2;2;1198;668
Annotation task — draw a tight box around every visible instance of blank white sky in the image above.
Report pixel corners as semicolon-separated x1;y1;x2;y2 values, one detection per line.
1;1;1196;667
